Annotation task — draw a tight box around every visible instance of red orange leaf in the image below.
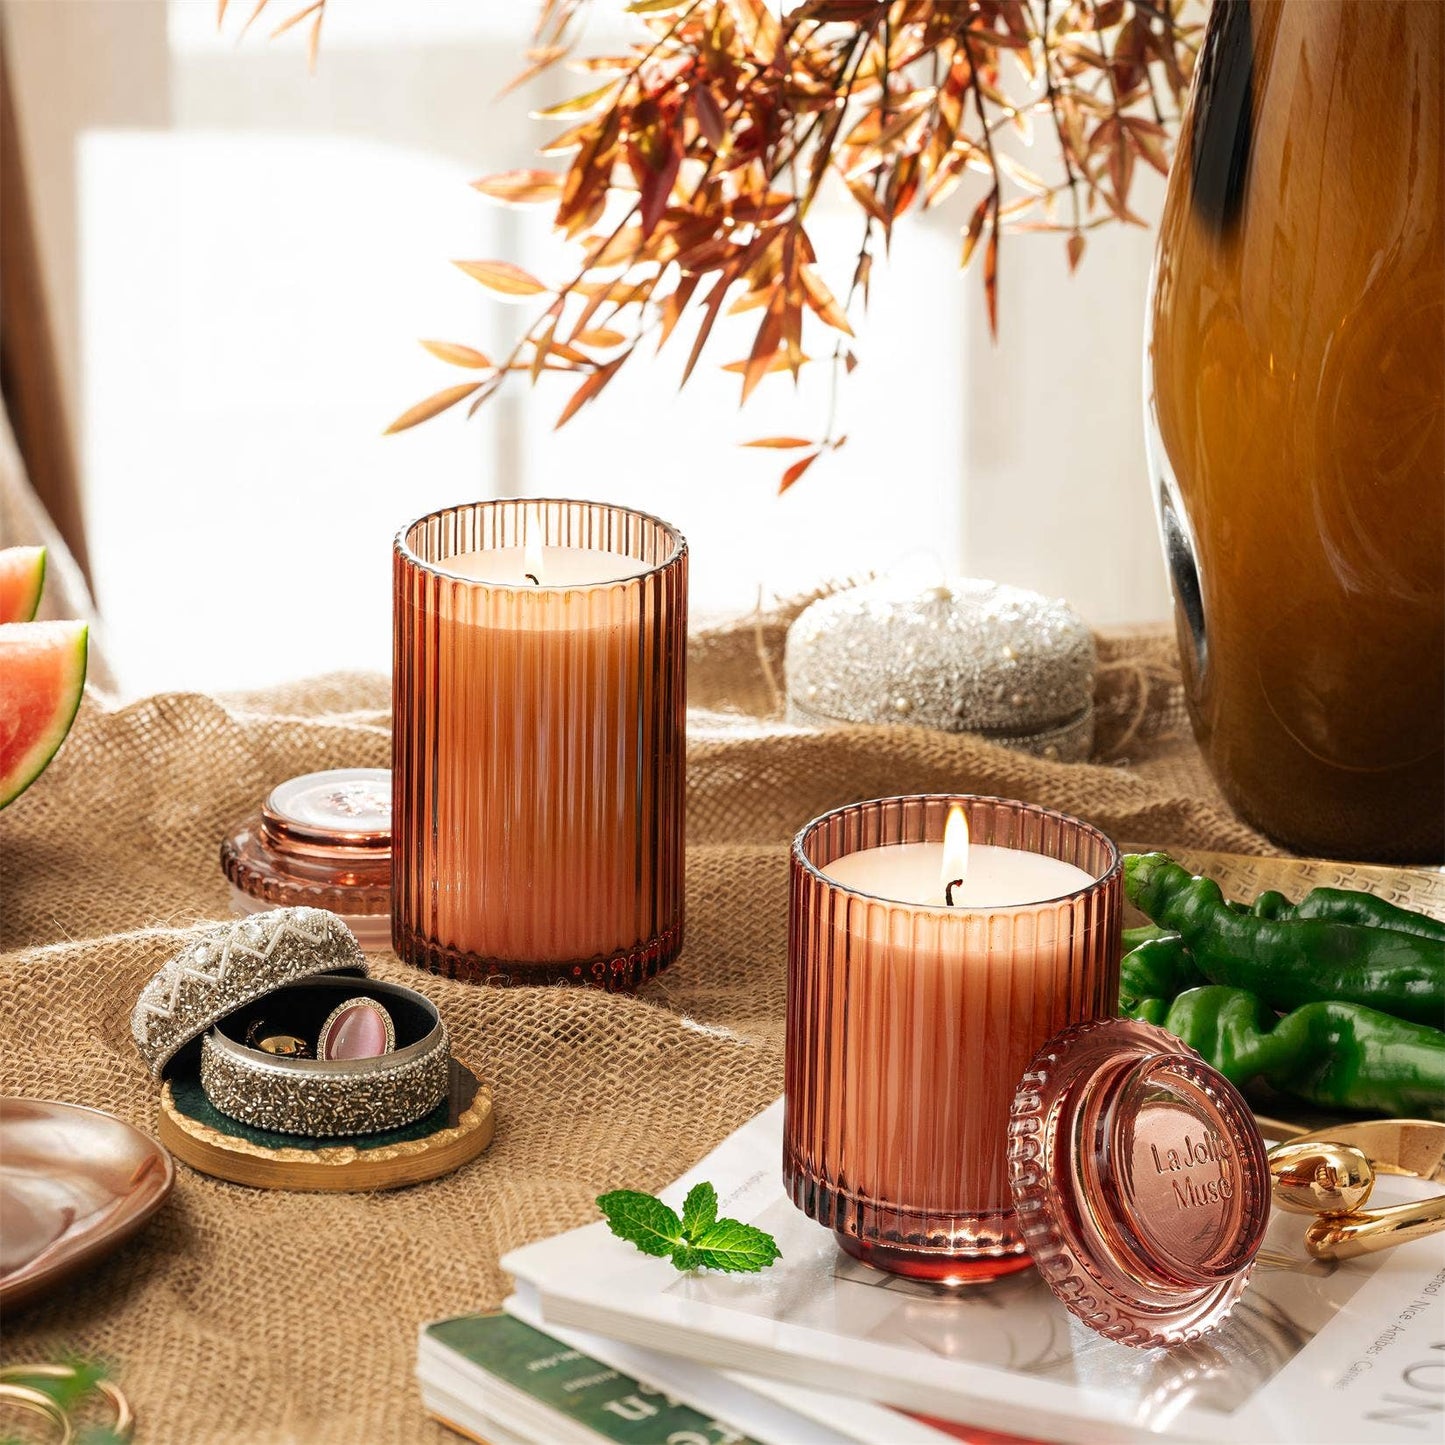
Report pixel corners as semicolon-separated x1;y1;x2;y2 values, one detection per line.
961;189;994;270
267;0;320;38
384;382;481;435
530;321;557;385
741;292;786;403
998;153;1050;196
983;230;999;339
471;169;563;204
554;360;622;428
419;339;494;369
305;7;322;71
732;0;780;64
499;45;568;98
722;351;812;376
778;451;820;494
656;273;699;348
453;260;548;297
799;265;854;336
533;80;621;118
743;436;814;449
681;273;734;388
539;120;594;156
693;87;725;149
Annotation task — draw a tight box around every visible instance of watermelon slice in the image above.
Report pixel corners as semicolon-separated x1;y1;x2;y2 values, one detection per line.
1;620;88;808
0;546;46;624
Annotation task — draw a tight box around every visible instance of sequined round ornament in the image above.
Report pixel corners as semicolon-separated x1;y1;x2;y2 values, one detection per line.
200;1018;449;1137
785;578;1096;762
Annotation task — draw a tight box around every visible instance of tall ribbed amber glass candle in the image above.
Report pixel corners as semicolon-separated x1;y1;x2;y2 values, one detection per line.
392;499;686;989
785;795;1121;1281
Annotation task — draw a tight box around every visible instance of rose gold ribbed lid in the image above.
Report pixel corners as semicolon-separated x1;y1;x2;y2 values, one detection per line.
1008;1017;1270;1350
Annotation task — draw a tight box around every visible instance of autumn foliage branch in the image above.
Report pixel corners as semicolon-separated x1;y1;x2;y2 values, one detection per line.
230;0;1204;490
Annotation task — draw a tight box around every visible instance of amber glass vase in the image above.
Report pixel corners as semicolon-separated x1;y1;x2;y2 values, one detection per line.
1146;0;1444;862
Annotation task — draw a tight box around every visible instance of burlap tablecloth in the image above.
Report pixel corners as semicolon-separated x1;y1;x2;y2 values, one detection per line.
0;605;1274;1443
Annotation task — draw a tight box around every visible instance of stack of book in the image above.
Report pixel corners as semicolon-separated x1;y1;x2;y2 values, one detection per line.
418;1102;1445;1445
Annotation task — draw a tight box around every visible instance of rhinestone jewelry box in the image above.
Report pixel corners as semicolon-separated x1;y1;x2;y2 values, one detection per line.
785;577;1096;762
131;908;450;1138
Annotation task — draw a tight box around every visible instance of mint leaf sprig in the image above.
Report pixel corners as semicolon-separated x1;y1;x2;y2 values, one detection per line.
596;1181;781;1274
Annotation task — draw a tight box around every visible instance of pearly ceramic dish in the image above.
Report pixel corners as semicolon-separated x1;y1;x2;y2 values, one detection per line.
0;1098;174;1311
132;908;450;1140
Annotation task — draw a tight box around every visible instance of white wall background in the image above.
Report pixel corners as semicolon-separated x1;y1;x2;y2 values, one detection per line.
5;0;1169;696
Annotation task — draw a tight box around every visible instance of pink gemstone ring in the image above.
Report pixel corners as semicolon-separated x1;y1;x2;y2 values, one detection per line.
316;997;396;1062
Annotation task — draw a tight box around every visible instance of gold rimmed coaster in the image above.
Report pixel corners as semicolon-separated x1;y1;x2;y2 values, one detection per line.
159;1058;493;1191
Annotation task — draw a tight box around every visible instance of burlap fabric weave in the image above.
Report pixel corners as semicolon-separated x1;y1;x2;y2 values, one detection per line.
0;602;1275;1443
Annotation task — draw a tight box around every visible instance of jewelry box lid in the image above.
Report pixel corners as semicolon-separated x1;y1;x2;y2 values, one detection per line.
1008;1017;1271;1349
131;907;367;1080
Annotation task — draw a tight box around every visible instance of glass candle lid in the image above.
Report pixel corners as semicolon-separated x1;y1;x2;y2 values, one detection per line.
1008;1017;1270;1349
261;769;391;850
221;769;392;949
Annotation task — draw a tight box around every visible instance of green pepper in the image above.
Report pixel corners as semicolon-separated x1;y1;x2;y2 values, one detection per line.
1122;924;1173;950
1126;996;1172;1027
1125;853;1445;1028
1263;886;1445;943
1246;889;1292;920
1124;984;1445;1121
1119;935;1204;1006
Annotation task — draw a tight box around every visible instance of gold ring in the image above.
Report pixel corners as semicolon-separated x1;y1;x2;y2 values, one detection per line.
1267;1119;1445;1261
0;1381;74;1443
0;1364;134;1442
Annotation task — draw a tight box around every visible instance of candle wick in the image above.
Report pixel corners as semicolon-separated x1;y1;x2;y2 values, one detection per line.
524;572;540;586
945;878;964;907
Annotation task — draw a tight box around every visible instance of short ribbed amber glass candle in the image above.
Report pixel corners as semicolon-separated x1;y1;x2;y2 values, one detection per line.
392;499;687;989
785;795;1121;1281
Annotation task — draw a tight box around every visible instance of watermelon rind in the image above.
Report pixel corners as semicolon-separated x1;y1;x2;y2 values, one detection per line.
0;619;88;809
0;545;46;624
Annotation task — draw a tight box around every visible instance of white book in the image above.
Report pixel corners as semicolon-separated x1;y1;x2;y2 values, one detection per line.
501;1292;997;1445
503;1099;1445;1445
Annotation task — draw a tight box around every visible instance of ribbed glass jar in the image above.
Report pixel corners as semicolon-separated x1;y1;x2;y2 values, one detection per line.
392;499;687;989
785;795;1121;1282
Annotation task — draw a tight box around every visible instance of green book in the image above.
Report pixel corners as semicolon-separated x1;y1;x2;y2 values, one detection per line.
420;1312;766;1445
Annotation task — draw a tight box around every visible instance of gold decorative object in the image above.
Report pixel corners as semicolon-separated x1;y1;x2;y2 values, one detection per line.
0;1380;71;1443
1268;1141;1375;1217
0;1363;134;1443
1267;1120;1445;1262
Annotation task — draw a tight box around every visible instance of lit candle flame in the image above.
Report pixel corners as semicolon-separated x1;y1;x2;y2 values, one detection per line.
524;534;544;585
942;805;969;905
